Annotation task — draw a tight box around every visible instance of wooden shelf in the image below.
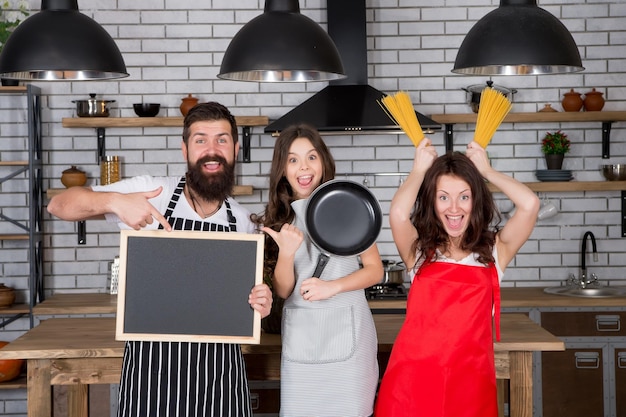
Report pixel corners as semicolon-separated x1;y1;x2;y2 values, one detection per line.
61;115;269;163
0;303;30;315
0;161;28;166
0;375;27;390
62;116;269;128
0;234;29;240
430;111;626;159
46;184;254;199
0;86;27;94
488;181;626;193
430;111;626;125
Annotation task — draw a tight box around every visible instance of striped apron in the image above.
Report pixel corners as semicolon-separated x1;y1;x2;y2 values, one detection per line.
117;176;252;417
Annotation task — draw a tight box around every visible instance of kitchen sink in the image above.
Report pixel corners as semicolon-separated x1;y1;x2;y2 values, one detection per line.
544;285;626;298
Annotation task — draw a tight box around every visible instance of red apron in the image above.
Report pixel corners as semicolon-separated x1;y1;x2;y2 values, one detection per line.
374;260;501;417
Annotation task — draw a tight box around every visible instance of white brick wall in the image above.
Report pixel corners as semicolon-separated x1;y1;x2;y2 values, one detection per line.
1;0;626;411
30;0;626;292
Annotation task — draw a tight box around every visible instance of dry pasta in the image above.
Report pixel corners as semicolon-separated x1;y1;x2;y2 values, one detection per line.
473;87;512;148
379;91;424;147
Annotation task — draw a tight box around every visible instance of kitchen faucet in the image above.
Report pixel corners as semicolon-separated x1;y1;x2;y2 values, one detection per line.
579;231;599;288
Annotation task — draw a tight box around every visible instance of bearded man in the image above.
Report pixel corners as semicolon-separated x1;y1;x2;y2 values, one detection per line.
48;102;272;417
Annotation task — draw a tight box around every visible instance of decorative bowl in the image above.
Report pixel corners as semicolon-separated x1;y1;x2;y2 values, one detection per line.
601;164;626;181
133;103;160;117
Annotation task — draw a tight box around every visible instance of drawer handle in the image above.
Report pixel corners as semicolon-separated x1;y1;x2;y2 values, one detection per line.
575;352;600;369
595;314;621;332
250;393;259;410
619;352;626;369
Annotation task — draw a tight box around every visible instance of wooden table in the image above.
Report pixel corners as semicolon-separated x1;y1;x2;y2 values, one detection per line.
0;314;563;417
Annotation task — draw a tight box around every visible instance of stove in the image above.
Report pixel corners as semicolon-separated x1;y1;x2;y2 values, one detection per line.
365;283;408;300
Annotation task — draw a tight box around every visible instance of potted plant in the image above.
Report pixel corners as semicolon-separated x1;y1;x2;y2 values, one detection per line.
541;130;571;170
0;0;29;86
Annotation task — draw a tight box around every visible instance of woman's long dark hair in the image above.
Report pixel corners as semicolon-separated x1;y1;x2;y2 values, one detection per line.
252;124;335;282
412;151;501;270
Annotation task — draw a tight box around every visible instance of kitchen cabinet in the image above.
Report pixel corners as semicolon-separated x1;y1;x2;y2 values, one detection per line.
0;85;43;330
540;311;626;417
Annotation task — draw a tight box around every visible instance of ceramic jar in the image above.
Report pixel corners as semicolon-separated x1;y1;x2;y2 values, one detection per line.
180;94;199;116
561;89;583;112
0;284;15;308
61;166;87;188
583;88;605;111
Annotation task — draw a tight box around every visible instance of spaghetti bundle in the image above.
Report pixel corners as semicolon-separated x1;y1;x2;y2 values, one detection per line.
473;87;512;149
379;91;424;147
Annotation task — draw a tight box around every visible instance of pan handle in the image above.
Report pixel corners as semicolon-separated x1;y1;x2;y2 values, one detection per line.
312;253;330;278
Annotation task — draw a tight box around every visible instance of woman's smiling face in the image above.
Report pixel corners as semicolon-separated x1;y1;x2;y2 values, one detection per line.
285;137;323;199
435;174;473;238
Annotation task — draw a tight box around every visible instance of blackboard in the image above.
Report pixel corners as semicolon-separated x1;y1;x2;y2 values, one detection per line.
115;229;264;344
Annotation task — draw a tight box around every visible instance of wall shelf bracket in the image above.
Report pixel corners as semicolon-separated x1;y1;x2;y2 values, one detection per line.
622;190;626;237
97;127;106;163
444;124;454;153
242;126;251;163
601;121;613;159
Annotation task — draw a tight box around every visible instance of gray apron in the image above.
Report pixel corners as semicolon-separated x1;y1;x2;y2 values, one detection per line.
279;199;378;417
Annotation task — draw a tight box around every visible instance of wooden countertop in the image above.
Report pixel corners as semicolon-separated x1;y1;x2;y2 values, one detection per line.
368;286;626;310
32;286;626;317
0;313;563;360
33;293;118;315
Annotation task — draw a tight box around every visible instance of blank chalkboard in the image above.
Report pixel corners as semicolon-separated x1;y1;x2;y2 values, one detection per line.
115;229;264;344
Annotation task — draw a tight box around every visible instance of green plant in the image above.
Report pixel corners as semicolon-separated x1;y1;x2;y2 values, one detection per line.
0;0;29;51
541;130;571;155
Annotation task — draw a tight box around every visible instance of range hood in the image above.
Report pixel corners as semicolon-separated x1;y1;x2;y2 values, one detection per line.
264;0;440;135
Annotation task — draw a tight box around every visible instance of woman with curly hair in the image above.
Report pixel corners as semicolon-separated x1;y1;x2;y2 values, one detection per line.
375;139;539;417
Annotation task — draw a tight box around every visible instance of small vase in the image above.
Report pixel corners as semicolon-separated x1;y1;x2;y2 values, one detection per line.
61;166;87;188
583;88;605;112
180;94;199;116
545;154;564;170
0;284;15;308
561;89;583;112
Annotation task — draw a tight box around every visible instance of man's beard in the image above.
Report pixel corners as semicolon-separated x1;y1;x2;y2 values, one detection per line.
186;155;235;203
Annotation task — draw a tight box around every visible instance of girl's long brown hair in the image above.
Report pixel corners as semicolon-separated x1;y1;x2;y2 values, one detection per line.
412;151;501;270
252;124;336;282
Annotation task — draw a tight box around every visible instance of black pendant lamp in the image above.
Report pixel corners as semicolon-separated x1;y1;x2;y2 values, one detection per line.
452;0;584;75
218;0;345;82
0;0;128;80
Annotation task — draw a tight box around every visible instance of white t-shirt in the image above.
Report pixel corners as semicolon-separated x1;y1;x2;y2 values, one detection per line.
92;175;256;233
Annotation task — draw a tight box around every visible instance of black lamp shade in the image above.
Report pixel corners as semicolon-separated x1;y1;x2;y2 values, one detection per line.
0;0;128;80
218;0;345;82
453;0;584;75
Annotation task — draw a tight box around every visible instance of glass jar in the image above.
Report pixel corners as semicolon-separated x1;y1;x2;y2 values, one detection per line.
100;155;120;185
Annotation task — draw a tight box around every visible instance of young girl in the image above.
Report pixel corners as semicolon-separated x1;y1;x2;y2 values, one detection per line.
256;124;383;417
375;139;540;417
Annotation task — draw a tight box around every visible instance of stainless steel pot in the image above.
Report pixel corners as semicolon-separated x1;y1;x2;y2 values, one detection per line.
380;260;406;285
72;93;115;117
462;81;516;113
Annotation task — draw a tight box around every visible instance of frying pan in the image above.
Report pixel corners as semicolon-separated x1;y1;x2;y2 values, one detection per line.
305;179;382;278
